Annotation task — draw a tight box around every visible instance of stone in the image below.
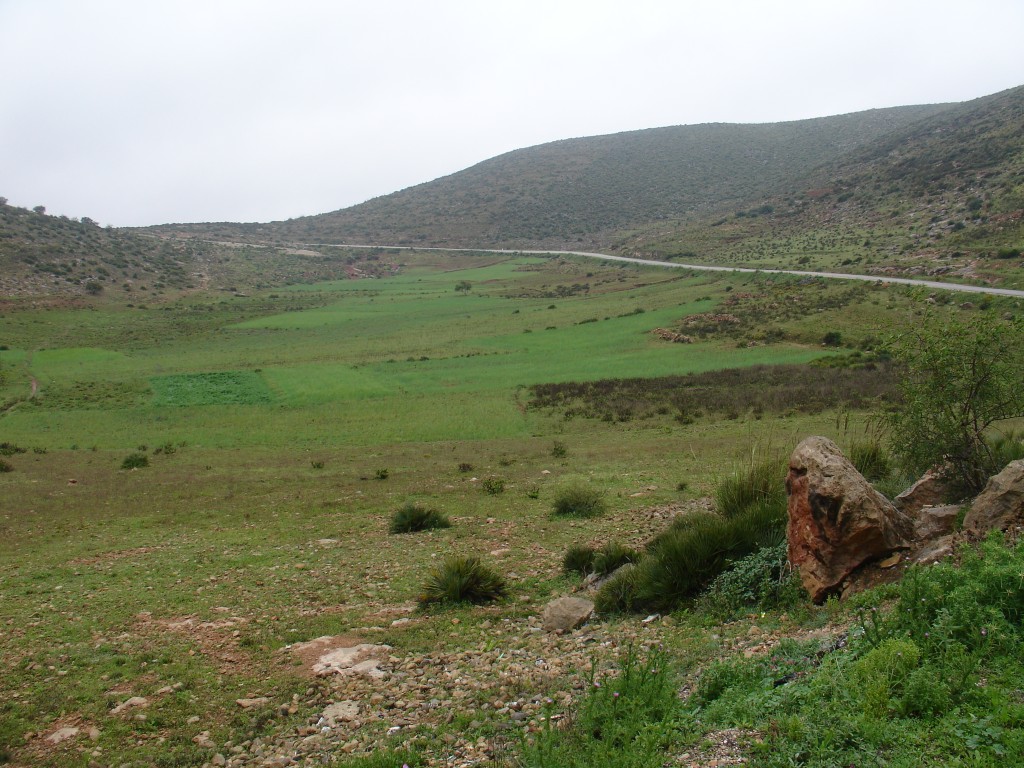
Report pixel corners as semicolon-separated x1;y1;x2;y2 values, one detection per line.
963;460;1024;534
893;468;956;515
787;437;913;603
110;696;149;715
541;597;594;632
310;643;392;679
321;700;359;726
236;697;270;708
913;535;956;565
913;504;960;540
45;726;79;745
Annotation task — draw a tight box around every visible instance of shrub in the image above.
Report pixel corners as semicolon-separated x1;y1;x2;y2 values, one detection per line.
418;556;507;605
850;638;921;718
457;462;474;473
0;459;12;473
700;540;802;618
0;442;26;457
551;440;568;458
310;460;324;469
374;468;389;480
562;544;596;575
552;483;606;518
592;540;642;576
121;452;149;470
714;457;785;519
389;503;451;534
886;310;1024;493
482;477;505;495
594;563;642;614
848;439;890;482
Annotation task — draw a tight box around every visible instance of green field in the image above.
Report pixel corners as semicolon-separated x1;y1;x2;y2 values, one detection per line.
2;252;1019;767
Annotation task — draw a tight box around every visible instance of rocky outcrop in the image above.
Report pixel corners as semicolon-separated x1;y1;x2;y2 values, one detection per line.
893;467;956;515
541;597;594;632
787;437;914;603
963;459;1024;534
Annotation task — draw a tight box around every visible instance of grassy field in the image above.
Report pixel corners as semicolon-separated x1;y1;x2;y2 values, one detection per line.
2;252;1019;767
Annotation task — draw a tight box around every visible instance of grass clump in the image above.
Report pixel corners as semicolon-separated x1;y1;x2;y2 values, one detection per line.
562;544;596;575
848;438;891;482
120;452;149;470
389;502;452;534
714;456;785;518
418;556;507;606
552;483;606;518
592;540;642;576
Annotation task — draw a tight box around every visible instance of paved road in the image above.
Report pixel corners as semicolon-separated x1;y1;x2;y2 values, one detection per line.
303;242;1024;299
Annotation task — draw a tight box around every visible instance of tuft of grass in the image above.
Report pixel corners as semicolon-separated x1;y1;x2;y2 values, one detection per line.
592;540;643;576
714;456;785;519
389;502;452;534
848;439;891;482
120;452;149;470
552;483;606;518
562;544;596;575
418;556;507;606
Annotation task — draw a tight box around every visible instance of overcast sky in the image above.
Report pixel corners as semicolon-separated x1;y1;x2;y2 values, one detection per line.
2;1;1023;227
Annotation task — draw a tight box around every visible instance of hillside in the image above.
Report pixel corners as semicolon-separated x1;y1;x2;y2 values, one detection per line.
146;104;953;247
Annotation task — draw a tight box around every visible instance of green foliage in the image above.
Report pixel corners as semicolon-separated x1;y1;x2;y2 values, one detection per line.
0;443;26;457
562;545;596;575
0;459;12;473
699;540;803;618
418;556;507;606
374;468;389;480
551;484;606;518
713;456;786;519
481;477;505;495
120;452;149;470
886;309;1024;493
332;748;424;767
388;502;451;534
591;541;642;577
850;638;921;717
847;438;891;482
550;439;568;458
522;646;682;768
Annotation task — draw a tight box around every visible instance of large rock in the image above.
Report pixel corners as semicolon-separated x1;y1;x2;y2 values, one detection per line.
787;437;914;603
913;504;961;540
963;459;1024;533
542;597;594;632
893;467;956;515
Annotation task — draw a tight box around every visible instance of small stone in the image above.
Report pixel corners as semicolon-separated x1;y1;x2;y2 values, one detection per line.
45;727;79;745
236;697;270;709
110;696;149;716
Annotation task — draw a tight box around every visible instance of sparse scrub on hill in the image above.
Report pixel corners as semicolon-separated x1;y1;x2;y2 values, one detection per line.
389;502;452;534
418;556;507;606
551;483;605;518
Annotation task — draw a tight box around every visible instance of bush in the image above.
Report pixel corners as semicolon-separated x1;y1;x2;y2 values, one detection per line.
551;440;568;458
714;457;785;519
418;556;507;606
121;452;149;470
552;484;606;518
592;540;642;576
0;459;12;473
389;503;451;534
482;477;505;495
699;540;802;617
0;442;26;457
886;310;1024;493
457;462;474;473
563;544;596;575
374;468;389;480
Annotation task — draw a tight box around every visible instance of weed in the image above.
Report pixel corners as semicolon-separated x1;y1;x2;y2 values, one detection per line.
552;484;605;518
699;540;802;618
457;462;474;473
310;460;324;469
375;468;389;480
418;556;507;605
525;483;540;499
551;440;568;458
120;452;149;470
389;503;452;534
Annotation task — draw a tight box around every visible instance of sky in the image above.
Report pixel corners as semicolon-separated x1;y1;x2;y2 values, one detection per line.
2;1;1023;227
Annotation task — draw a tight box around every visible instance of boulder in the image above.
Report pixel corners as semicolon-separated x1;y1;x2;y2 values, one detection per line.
893;467;956;515
541;597;594;632
963;459;1024;534
787;437;914;603
913;504;960;541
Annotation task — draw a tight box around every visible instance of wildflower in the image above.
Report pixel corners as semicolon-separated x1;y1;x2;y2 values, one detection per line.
613;691;620;698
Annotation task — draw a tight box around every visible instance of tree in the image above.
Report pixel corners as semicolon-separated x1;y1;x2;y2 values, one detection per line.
454;280;472;293
886;309;1024;493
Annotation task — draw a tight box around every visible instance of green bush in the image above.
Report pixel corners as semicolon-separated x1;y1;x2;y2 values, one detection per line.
482;477;505;495
562;544;596;575
0;459;12;473
714;457;785;519
551;440;568;458
552;483;606;518
418;556;507;606
374;468;389;480
120;452;149;470
389;503;451;534
699;540;803;617
592;540;642;576
851;638;921;718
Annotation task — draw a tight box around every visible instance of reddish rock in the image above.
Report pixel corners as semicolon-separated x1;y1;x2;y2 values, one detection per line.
963;459;1024;534
787;437;914;603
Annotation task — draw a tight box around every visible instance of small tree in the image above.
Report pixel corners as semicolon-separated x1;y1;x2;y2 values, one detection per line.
454;280;472;293
886;309;1024;493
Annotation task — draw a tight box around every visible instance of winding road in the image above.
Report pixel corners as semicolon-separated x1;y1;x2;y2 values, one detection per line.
304;242;1024;299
